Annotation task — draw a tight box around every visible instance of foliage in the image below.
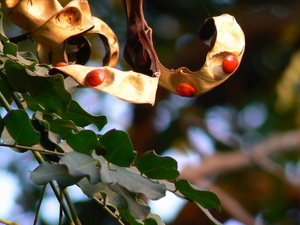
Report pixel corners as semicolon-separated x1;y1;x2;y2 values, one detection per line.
0;11;221;225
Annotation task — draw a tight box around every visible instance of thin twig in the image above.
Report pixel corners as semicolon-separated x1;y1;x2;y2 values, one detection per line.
0;71;24;110
33;184;47;225
9;32;31;44
92;196;126;225
0;218;20;225
59;187;64;225
0;91;12;112
32;151;75;225
0;143;65;156
62;188;82;225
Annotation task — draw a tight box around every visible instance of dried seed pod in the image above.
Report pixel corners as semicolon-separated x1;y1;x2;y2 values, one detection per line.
4;0;119;66
55;65;159;105
158;14;245;97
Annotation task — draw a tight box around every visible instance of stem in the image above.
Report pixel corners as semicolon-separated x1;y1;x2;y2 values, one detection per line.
0;143;65;156
59;187;64;225
31;151;75;224
33;184;47;225
9;32;31;44
0;71;24;110
0;91;12;112
92;196;125;225
49;181;75;225
62;188;82;225
0;218;20;225
11;92;25;110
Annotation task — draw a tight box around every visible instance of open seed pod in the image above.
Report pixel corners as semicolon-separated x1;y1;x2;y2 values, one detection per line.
4;0;63;32
122;0;245;97
37;15;119;66
31;0;94;49
4;0;119;66
158;14;245;97
53;65;159;105
83;16;119;67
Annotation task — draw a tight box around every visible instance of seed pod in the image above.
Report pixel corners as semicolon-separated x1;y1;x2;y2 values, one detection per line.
54;65;159;105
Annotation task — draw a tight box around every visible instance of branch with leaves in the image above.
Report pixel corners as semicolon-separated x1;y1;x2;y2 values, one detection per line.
0;11;221;225
0;0;246;224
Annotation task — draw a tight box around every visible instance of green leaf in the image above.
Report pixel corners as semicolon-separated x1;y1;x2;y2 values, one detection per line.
32;75;72;114
22;93;46;112
19;51;39;63
144;213;165;225
3;110;40;146
101;129;136;167
66;130;103;155
0;12;9;43
39;113;78;140
59;151;101;184
135;150;179;180
108;164;166;200
30;161;80;187
5;60;71;114
3;42;18;56
118;208;143;225
93;153;166;200
61;100;107;131
175;179;221;210
4;59;37;94
143;218;158;225
109;183;151;220
31;118;57;151
77;177;105;197
0;76;13;107
103;184;128;208
195;203;223;225
93;154;115;183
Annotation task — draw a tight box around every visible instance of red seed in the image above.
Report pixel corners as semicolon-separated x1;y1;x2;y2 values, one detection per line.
176;83;196;97
85;69;105;86
54;62;69;67
222;55;238;74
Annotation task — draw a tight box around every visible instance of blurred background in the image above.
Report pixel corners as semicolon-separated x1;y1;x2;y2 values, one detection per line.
1;0;300;224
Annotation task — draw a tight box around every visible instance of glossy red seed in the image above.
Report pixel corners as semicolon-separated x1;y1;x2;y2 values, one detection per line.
222;55;238;74
85;69;105;86
54;62;69;67
176;83;196;97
